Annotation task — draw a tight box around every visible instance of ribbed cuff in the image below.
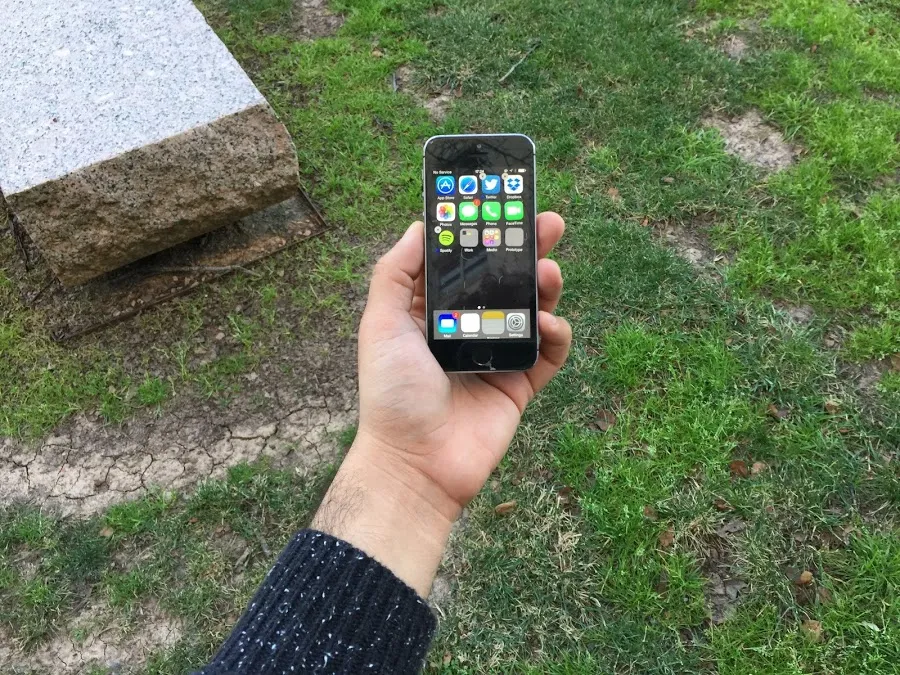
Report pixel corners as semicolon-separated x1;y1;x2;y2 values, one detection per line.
199;529;437;674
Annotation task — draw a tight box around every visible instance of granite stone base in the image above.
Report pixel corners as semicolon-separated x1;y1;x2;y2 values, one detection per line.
1;0;299;286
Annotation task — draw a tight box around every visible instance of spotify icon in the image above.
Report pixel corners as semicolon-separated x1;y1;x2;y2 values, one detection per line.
438;230;454;246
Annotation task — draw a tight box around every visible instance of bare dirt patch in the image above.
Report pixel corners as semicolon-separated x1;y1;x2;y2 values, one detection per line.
700;521;749;624
652;215;727;271
775;302;816;325
0;604;181;674
289;0;345;40
393;65;455;124
704;111;799;173
428;507;470;620
0;338;358;517
842;357;893;393
722;34;749;60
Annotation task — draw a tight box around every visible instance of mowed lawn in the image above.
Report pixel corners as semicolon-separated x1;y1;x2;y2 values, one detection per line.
1;0;898;672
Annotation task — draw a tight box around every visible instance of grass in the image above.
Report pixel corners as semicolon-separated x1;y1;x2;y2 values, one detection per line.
0;0;898;672
695;0;900;358
0;462;333;665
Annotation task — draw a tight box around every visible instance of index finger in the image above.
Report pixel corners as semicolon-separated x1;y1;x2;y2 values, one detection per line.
537;212;565;259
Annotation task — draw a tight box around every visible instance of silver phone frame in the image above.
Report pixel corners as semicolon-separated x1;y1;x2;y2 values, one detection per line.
422;133;540;373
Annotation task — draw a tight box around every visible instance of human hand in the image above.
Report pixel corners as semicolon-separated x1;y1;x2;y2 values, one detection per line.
313;213;570;595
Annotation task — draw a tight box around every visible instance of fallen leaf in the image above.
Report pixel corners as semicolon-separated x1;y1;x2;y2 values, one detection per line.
817;587;833;604
489;479;501;493
767;403;790;420
824;400;840;414
810;43;818;53
188;517;199;524
607;187;621;202
801;619;823;642
765;504;776;515
798;570;814;586
643;505;658;521
576;84;584;98
641;217;650;227
593;409;617;432
99;526;114;538
371;48;384;57
890;353;900;373
494;500;517;516
868;27;876;36
661;176;675;184
751;461;768;475
714;498;732;512
729;460;750;479
442;652;452;666
838;427;851;435
658;526;675;550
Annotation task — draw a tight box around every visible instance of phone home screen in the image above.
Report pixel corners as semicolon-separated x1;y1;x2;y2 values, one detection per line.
424;136;537;369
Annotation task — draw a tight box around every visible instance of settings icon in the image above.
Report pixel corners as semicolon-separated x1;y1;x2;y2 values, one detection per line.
506;312;526;332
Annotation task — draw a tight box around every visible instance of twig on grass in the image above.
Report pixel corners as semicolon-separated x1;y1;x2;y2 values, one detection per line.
499;40;542;84
255;532;272;557
148;265;263;278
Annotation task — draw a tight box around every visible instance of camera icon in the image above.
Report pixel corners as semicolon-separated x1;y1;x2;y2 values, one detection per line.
506;312;526;332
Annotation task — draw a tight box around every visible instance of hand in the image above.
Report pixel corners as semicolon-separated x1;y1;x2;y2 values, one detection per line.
313;213;571;595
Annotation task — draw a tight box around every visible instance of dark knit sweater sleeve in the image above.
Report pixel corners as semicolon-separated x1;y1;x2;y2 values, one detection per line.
197;529;437;674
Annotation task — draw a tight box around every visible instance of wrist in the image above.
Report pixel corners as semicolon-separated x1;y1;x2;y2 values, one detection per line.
311;431;460;597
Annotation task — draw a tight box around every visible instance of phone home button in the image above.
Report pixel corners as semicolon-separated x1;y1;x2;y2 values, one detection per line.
470;345;493;367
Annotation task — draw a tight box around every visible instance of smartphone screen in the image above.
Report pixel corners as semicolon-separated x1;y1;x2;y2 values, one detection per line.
423;134;538;372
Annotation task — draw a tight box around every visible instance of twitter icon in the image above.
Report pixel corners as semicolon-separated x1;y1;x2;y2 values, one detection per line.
481;176;500;195
481;174;501;195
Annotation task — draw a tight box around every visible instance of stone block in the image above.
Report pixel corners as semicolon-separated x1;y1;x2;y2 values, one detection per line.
0;0;299;286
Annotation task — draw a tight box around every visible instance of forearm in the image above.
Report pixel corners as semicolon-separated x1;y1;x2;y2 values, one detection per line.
197;529;437;674
312;430;461;597
198;434;458;674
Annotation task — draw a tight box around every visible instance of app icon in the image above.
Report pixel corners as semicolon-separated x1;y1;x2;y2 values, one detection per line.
506;312;526;332
460;313;480;333
505;227;524;247
481;175;501;194
435;175;455;196
459;228;479;247
459;175;478;195
438;230;455;246
438;313;457;333
482;228;501;246
504;201;524;220
482;310;505;335
459;202;478;221
504;174;523;194
482;202;501;221
436;202;455;222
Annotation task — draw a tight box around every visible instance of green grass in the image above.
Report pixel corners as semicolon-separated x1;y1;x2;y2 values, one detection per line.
1;0;899;672
695;0;900;358
0;462;332;664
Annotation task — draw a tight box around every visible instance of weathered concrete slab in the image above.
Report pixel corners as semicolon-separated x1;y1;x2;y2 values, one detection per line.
0;0;299;286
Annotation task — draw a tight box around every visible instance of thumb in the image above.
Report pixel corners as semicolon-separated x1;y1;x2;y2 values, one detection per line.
366;221;425;315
